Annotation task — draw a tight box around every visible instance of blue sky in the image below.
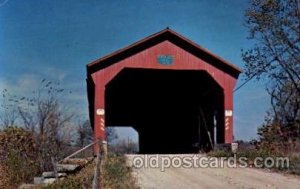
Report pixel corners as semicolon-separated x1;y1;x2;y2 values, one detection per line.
0;0;269;141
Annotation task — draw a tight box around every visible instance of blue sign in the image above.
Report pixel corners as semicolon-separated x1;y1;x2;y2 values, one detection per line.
157;55;173;65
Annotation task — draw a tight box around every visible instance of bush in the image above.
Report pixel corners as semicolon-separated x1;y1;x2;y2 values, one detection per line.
0;164;10;189
207;150;232;158
208;144;300;174
0;127;40;188
44;162;94;189
288;156;300;175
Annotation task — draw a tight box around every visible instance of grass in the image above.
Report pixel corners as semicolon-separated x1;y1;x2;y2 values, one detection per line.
102;154;139;189
44;154;139;189
208;148;300;175
44;161;94;189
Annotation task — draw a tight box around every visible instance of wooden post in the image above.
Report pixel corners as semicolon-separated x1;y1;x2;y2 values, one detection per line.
92;139;103;189
51;157;58;180
102;141;107;159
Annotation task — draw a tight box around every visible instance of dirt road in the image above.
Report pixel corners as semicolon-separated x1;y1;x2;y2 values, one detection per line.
126;154;300;189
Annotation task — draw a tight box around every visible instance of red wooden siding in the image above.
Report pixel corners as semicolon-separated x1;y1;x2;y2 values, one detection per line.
87;28;241;145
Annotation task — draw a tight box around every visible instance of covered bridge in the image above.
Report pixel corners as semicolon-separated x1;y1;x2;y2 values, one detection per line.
86;28;241;153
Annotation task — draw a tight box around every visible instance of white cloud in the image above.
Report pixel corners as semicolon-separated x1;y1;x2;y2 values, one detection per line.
42;67;67;82
0;74;41;96
0;65;70;94
17;74;40;90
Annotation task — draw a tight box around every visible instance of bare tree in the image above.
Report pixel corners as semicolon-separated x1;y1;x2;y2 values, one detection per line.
243;0;300;93
13;79;75;171
0;89;19;128
106;127;118;144
77;119;93;147
109;138;138;154
243;0;300;152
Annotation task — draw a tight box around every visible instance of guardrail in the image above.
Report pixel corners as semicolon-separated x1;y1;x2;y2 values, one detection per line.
53;139;107;188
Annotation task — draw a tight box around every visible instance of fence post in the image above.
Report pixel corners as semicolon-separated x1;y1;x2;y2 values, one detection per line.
51;157;58;180
92;139;103;189
102;141;107;159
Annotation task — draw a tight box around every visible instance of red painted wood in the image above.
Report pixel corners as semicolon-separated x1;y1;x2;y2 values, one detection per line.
91;40;237;143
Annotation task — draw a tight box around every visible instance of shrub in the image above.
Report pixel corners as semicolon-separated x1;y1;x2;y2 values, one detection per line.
44;161;94;189
0;127;40;187
288;156;300;175
207;150;232;158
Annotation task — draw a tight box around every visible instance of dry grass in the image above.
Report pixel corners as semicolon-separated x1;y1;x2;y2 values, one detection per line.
45;154;139;189
44;161;94;189
102;154;139;189
208;146;300;175
0;164;12;189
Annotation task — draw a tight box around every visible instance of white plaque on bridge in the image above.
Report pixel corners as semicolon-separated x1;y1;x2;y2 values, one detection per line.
225;110;233;117
96;109;105;115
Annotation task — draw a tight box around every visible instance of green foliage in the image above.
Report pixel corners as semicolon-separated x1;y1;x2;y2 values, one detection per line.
0;127;40;187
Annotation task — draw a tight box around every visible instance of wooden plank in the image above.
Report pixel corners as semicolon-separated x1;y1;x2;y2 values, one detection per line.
56;164;80;172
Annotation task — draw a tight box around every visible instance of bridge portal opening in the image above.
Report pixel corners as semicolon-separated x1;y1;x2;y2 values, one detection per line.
105;68;224;154
106;126;139;154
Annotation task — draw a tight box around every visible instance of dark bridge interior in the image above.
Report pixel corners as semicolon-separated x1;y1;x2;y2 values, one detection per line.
105;68;224;154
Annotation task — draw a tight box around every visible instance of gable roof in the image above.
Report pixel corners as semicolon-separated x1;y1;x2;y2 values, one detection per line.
87;28;242;77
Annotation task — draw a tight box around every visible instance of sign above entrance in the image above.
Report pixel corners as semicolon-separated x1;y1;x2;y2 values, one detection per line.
157;55;173;65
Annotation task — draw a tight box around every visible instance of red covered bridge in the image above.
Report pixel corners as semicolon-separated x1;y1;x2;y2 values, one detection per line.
86;28;241;153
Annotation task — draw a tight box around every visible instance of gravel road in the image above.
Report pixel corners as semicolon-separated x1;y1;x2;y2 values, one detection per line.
126;154;300;189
